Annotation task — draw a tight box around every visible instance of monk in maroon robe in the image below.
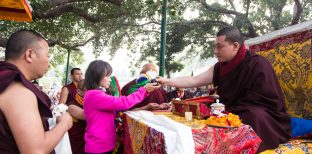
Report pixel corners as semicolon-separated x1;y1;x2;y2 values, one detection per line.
59;68;83;105
121;63;168;110
0;62;53;153
213;50;290;152
0;29;72;153
157;26;291;152
68;79;87;154
166;88;194;101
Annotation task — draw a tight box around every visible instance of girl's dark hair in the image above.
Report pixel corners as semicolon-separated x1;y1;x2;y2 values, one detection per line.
84;60;113;90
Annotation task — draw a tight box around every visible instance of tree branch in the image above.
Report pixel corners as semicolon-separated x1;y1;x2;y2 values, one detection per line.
48;36;95;50
47;5;97;22
141;30;161;34
199;0;243;16
118;20;229;32
49;0;87;6
291;0;303;25
71;36;95;48
198;0;258;37
48;0;123;7
34;4;126;23
269;0;287;30
225;0;237;19
169;20;230;27
227;0;237;11
120;21;161;27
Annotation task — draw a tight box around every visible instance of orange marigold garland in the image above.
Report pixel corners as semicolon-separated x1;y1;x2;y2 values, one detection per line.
201;113;243;127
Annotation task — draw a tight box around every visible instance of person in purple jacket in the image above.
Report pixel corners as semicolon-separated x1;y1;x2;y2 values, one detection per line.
83;60;160;154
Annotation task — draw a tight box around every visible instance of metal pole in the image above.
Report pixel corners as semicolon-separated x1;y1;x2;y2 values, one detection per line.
64;49;70;86
159;0;168;77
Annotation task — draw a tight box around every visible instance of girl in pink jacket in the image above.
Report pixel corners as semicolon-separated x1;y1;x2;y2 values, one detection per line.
83;60;159;154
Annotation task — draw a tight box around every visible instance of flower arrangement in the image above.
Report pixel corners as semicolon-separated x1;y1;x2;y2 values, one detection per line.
201;113;243;127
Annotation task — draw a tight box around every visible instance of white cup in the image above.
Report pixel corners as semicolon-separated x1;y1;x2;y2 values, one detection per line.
185;112;193;121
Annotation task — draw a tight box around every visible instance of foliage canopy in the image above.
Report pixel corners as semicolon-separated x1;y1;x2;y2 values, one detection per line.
0;0;311;77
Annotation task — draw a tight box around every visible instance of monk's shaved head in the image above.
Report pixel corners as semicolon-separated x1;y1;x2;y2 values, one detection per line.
5;29;46;61
140;63;158;74
217;26;244;47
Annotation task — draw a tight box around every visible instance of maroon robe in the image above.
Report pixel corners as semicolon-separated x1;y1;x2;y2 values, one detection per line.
63;82;77;105
166;90;194;101
68;99;86;154
121;79;168;109
213;51;291;152
0;61;53;154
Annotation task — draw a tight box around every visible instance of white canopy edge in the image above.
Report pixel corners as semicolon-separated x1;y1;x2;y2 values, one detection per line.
245;20;312;47
25;0;33;12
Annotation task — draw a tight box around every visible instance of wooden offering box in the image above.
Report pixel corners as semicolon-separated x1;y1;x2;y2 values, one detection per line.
171;96;214;119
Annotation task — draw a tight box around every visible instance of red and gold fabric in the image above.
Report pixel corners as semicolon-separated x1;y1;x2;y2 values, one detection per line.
0;0;32;22
249;29;312;119
192;125;261;154
123;111;261;154
123;114;166;154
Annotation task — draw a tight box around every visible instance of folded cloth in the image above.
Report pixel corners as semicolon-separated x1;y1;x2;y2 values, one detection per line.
48;104;72;154
126;111;194;154
52;104;68;117
48;118;72;154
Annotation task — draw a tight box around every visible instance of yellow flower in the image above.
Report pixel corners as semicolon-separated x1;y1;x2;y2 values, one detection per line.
204;113;243;127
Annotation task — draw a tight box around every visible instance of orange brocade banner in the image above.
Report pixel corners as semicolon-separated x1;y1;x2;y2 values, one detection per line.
0;0;32;22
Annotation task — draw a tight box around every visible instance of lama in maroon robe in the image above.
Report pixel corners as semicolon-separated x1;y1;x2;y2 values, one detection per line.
213;51;291;152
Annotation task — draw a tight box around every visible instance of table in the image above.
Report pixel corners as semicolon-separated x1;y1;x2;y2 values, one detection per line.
123;111;261;154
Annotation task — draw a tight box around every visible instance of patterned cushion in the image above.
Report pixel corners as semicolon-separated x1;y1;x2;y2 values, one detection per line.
260;139;312;154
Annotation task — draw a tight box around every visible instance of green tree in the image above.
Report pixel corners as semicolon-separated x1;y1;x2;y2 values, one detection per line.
0;0;311;78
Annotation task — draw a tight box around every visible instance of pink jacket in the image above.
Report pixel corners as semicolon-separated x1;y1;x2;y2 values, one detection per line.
84;87;148;153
